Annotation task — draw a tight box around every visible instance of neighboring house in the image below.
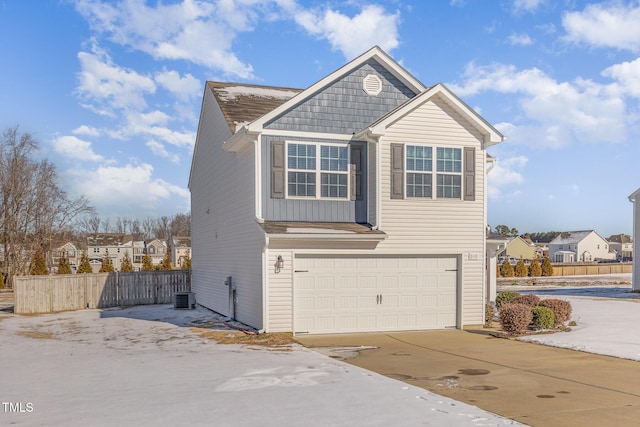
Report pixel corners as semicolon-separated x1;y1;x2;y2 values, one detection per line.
52;242;84;273
145;239;168;267
608;234;633;261
548;230;615;263
499;236;537;261
169;236;191;268
86;233;147;271
189;46;505;335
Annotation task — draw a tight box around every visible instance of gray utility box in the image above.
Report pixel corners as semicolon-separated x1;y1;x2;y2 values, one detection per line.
175;292;196;309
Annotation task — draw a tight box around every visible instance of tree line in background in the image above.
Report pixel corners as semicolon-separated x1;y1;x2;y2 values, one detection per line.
0;126;190;287
492;224;562;243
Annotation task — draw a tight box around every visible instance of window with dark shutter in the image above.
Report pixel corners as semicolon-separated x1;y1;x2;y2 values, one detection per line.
463;147;475;201
350;145;363;201
271;140;285;199
390;143;404;199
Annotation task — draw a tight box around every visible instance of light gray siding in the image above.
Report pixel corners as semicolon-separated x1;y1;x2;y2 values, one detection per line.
261;135;368;223
265;60;416;134
190;88;265;329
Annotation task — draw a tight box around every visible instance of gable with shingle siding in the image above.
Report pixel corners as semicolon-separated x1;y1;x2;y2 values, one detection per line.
264;59;418;134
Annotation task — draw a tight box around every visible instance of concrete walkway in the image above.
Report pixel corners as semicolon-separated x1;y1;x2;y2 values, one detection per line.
297;328;640;427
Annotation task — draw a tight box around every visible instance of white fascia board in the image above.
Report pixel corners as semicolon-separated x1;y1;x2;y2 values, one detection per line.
267;233;387;243
246;46;426;134
260;129;354;141
629;188;640;202
223;127;258;152
367;84;505;146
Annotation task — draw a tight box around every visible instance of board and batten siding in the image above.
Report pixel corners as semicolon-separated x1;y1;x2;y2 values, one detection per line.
376;95;487;325
261;135;367;223
265;60;416;135
190;87;265;329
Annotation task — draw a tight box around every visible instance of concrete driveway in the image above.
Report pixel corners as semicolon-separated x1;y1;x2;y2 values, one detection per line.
296;327;640;427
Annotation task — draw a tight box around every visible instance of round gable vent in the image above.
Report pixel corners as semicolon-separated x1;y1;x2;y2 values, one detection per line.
363;74;382;96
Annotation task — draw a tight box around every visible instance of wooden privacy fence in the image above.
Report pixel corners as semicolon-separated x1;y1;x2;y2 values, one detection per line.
550;262;632;276
14;270;191;314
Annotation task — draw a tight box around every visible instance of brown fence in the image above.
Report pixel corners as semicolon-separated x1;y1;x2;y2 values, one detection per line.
550;262;632;276
14;270;191;314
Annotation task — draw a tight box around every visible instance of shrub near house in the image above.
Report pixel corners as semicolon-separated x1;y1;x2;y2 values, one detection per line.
496;291;572;334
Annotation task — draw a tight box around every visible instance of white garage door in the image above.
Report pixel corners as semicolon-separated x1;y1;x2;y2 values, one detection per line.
294;255;458;334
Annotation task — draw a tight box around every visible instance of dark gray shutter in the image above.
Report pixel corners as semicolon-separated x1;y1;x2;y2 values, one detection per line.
271;141;285;199
390;143;404;199
350;145;363;201
463;147;475;201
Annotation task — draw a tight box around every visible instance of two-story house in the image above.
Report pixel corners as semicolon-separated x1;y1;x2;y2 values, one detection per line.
608;234;632;261
189;46;505;334
548;230;615;263
499;236;538;261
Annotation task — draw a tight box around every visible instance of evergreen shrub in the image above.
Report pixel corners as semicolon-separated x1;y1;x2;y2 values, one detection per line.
539;299;572;326
531;306;555;330
496;291;520;310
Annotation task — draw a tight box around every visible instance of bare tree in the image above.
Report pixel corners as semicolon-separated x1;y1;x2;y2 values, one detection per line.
101;217;111;233
170;212;191;237
76;215;101;234
0;126;94;284
142;217;155;240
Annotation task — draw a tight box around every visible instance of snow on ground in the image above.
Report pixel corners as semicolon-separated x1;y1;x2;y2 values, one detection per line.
0;304;520;426
501;273;640;361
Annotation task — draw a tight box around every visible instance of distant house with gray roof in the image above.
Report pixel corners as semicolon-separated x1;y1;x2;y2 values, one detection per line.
548;230;615;263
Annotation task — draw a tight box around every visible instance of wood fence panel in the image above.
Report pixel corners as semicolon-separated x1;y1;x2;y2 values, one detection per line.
51;275;85;312
15;277;52;314
14;270;191;314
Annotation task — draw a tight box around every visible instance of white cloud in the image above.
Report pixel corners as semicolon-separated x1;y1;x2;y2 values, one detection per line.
52;135;104;162
487;155;527;199
154;69;201;101
75;0;255;78
513;0;546;14
603;57;640;98
70;162;189;210
450;62;629;148
146;140;181;164
76;46;156;115
563;3;640;52
294;4;400;59
508;33;533;46
72;125;100;137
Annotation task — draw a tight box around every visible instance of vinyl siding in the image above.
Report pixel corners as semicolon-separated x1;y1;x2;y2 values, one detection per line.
376;95;487;325
190;87;265;329
266;250;294;332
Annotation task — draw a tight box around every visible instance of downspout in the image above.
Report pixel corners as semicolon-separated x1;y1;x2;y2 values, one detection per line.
258;233;269;334
255;137;264;223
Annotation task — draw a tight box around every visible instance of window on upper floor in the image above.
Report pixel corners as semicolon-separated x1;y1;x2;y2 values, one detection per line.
287;143;349;199
404;145;462;199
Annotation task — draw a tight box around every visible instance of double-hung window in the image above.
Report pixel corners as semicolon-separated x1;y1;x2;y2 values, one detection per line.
405;145;462;199
436;147;462;198
287;143;348;199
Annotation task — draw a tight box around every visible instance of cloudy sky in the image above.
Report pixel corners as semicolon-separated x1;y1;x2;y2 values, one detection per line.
1;0;639;237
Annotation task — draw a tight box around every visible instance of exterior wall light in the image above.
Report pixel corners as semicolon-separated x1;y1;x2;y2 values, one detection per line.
276;255;284;273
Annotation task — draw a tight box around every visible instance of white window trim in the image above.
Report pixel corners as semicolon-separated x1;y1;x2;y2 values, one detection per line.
285;141;350;200
404;144;463;200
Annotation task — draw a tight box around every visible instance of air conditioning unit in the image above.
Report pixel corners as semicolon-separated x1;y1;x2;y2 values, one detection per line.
175;292;195;309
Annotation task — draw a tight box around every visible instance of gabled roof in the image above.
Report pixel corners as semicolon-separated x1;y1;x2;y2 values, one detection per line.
244;46;425;134
355;83;504;146
608;234;632;243
208;82;302;133
87;233;144;247
549;230;601;245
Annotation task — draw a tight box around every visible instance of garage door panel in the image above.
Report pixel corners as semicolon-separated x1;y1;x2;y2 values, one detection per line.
294;255;458;334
